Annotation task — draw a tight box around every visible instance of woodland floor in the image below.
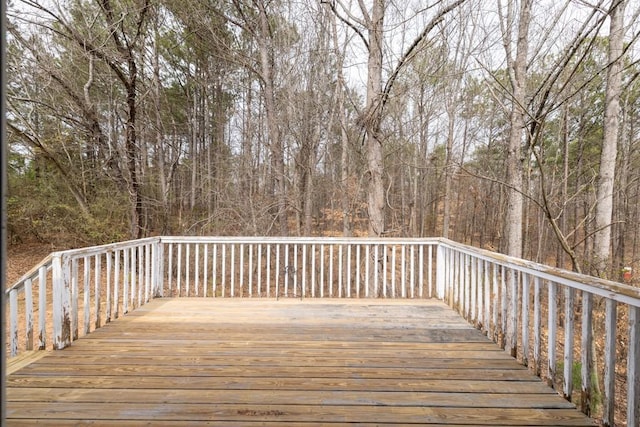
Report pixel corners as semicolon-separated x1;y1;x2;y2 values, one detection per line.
6;243;58;288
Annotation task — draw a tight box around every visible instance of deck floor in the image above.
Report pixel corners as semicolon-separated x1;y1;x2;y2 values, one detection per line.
6;298;594;426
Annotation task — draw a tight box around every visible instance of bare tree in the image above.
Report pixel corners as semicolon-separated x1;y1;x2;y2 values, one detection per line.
329;0;467;238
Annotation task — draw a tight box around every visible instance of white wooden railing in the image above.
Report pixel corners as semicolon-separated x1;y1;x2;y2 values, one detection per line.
5;236;640;426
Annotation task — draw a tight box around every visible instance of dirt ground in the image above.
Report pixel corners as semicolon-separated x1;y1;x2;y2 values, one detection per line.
6;243;58;288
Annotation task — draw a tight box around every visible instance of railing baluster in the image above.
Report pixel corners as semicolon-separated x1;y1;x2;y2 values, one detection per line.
265;244;270;297
285;244;290;297
476;258;483;327
195;244;200;297
483;260;490;331
249;244;254;297
419;245;424;298
603;298;616;426
203;244;208;297
258;244;263;297
106;252;112;323
563;287;575;400
25;279;34;351
294;244;298;297
533;277;542;376
130;248;136;307
185;244;190;296
467;256;473;321
240;244;244;297
500;266;507;349
338;245;343;298
470;256;477;322
374;245;380;297
231;244;236;297
168;243;173;294
83;257;91;335
401;245;406;298
628;305;640;425
213;244;218;297
320;244;324;298
455;252;461;311
221;244;226;298
391;246;396;298
145;244;151;301
311;244;316;298
275;244;280;298
10;289;19;356
72;258;79;340
123;250;130;315
138;246;143;305
346;244;351;298
38;265;47;349
156;242;163;297
329;245;334;297
302;244;307;297
365;245;370;298
95;254;101;328
491;262;498;341
548;281;558;388
176;244;182;297
410;245;415;299
521;273;530;366
114;251;120;319
435;245;442;299
580;291;593;416
356;245;361;298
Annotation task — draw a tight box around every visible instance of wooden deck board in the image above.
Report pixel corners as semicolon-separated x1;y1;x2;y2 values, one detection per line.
6;298;595;426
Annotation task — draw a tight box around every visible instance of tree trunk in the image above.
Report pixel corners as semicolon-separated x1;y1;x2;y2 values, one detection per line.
593;0;625;277
257;0;288;236
502;0;532;358
504;0;531;259
365;0;386;238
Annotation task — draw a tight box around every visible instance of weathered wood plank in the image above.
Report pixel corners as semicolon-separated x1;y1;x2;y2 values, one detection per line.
6;351;50;375
5;403;596;425
8;388;577;408
6;376;555;393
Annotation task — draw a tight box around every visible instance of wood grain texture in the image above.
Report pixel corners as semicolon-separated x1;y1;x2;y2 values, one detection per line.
6;298;595;426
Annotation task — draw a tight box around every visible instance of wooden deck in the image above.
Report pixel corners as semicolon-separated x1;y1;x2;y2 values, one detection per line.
6;298;594;426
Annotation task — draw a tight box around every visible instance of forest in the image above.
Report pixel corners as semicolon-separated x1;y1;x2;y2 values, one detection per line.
5;0;640;280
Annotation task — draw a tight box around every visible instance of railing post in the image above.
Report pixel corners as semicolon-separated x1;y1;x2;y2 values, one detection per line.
436;244;445;300
52;254;71;350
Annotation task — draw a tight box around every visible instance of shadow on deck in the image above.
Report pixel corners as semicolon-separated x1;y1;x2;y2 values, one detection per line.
6;298;594;426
